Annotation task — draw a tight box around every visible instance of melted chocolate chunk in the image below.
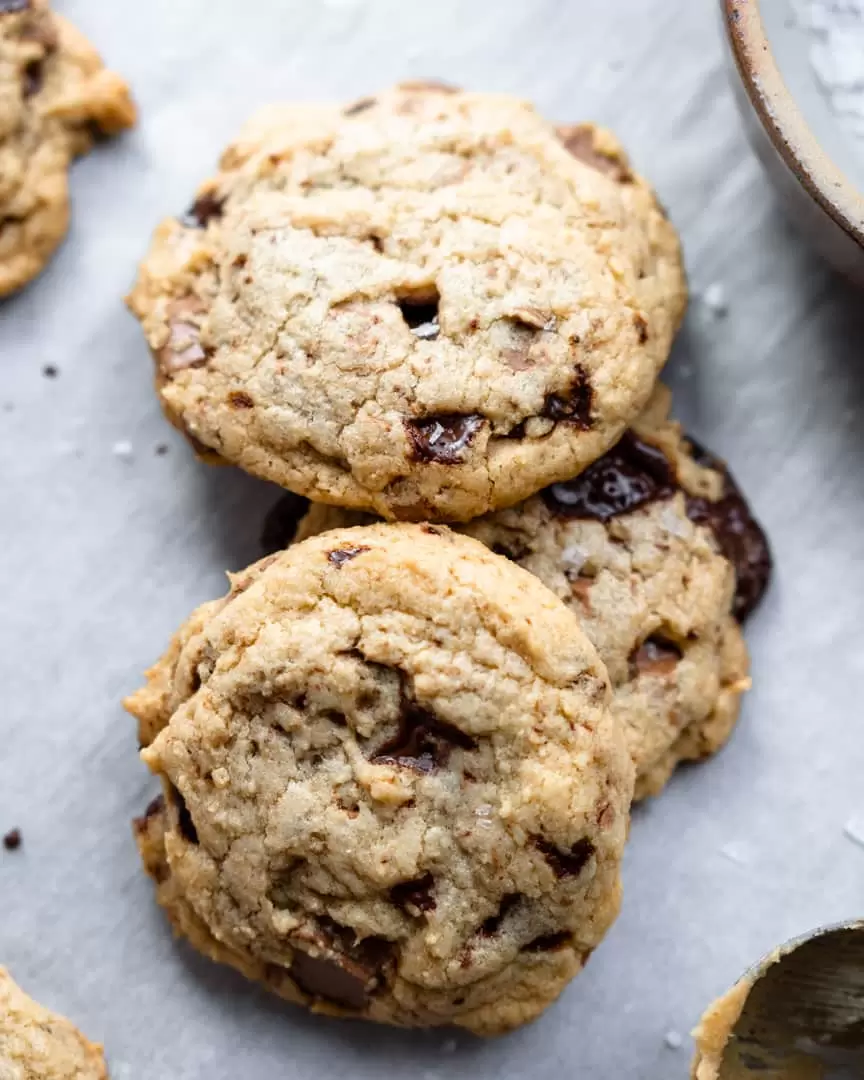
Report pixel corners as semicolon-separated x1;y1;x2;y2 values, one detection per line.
479;894;522;936
541;368;593;428
3;828;21;851
289;922;392;1010
684;439;772;621
22;59;43;98
405;414;484;465
372;703;476;773
182;192;225;228
169;785;198;845
558;124;634;184
390;873;436;914
327;545;370;567
535;837;595;878
0;0;30;12
260;493;310;555
543;432;676;522
344;96;377;116
629;636;682;679
524;931;571;953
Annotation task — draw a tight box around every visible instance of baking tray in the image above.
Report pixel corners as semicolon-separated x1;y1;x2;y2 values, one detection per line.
3;1;864;1076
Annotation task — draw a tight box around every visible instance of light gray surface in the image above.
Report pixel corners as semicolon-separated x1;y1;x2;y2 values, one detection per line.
2;2;864;1077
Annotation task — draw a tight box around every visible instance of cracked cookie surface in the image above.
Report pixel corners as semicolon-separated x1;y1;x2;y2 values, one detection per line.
128;84;685;521
126;524;634;1034
0;0;135;295
0;967;107;1080
294;387;771;799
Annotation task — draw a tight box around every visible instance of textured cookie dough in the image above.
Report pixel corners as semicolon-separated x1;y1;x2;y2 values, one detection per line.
691;976;752;1080
126;524;634;1034
0;967;107;1079
128;83;686;521
291;387;771;799
0;0;135;296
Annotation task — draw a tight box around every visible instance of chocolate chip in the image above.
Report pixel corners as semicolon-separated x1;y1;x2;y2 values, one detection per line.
541;368;593;428
390;873;436;915
523;931;571;953
181;193;225;228
168;785;198;845
3;828;21;850
372;702;476;773
327;545;370;567
133;794;166;836
479;894;522;936
260;493;310;555
535;837;595;878
227;390;254;409
22;59;43;98
398;294;440;339
684;439;772;621
344;96;377;116
0;0;31;12
41;364;58;378
405;414;484;464
289;920;393;1010
543;432;676;522
558;124;634;184
629;636;682;679
633;313;649;344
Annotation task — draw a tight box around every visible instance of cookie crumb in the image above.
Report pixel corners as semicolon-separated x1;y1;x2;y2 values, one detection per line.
154;443;169;456
701;282;728;318
112;440;134;460
3;828;22;851
664;1030;683;1050
42;364;59;378
843;816;864;848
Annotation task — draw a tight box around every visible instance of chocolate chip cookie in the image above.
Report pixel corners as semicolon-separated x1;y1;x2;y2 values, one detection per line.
126;524;634;1033
292;386;771;799
128;84;686;521
0;0;135;296
0;967;107;1079
691;977;752;1080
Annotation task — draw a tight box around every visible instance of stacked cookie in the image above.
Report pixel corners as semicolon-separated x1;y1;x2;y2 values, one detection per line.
125;84;771;1034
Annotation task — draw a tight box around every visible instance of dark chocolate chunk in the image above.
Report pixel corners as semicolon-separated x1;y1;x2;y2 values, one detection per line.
372;703;476;773
181;192;225;228
22;59;43;98
541;368;593;428
227;390;254;409
344;96;377;116
479;894;522;936
327;545;370;567
390;872;436;915
629;635;682;679
633;313;649;343
684;439;772;621
133;795;166;836
535;836;595;878
260;493;311;555
398;294;440;340
543;432;676;522
169;785;198;845
558;124;634;184
0;0;31;11
523;931;571;953
289;921;392;1010
405;413;484;464
3;828;21;851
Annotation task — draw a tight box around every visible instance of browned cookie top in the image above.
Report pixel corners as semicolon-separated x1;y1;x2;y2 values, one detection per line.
129;85;685;521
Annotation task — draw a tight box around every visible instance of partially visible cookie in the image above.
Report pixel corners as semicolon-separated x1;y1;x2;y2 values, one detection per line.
293;386;771;799
126;524;634;1034
0;967;107;1079
691;976;752;1080
0;0;135;295
128;84;685;521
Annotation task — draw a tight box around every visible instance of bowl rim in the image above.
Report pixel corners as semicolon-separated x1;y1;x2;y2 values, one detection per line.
723;0;864;248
